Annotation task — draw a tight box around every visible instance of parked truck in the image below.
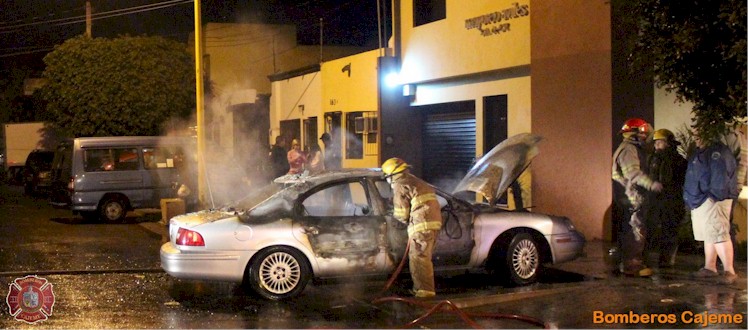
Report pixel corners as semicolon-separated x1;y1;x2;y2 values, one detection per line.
2;122;60;184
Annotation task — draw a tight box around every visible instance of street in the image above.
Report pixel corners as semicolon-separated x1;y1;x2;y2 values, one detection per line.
0;183;745;329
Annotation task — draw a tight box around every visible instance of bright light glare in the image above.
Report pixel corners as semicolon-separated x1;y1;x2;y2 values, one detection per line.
384;72;400;88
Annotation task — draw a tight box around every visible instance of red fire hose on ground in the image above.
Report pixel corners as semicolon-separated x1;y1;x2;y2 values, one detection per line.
377;239;551;329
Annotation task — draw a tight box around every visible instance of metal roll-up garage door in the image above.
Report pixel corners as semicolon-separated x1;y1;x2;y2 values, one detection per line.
422;111;476;191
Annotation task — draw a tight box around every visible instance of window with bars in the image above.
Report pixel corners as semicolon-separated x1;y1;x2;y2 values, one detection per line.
345;111;378;159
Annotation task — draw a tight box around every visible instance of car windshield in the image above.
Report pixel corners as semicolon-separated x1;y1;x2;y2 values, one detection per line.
232;182;287;210
29;152;55;170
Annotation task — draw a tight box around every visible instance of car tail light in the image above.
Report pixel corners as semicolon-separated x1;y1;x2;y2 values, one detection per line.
176;228;205;246
67;177;75;191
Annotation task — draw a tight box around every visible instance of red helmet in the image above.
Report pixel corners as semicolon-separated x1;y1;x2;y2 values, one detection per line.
620;118;650;134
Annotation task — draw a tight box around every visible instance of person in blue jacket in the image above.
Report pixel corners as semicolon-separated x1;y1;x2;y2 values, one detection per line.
683;131;740;285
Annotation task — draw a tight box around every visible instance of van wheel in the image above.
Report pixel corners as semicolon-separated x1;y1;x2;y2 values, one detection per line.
100;197;127;223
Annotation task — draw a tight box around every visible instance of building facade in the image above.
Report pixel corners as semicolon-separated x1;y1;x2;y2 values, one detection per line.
264;1;718;241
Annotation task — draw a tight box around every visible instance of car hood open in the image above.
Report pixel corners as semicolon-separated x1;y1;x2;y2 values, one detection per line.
452;133;542;206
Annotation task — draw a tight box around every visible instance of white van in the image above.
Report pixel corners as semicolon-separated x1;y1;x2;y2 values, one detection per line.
50;136;194;223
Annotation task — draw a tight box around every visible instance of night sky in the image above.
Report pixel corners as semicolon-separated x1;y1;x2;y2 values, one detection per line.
0;0;385;71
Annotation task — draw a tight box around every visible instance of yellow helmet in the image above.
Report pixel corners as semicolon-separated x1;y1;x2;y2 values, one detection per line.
653;129;674;141
381;157;409;177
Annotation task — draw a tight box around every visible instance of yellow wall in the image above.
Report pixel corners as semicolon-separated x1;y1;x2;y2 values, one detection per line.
201;23;297;156
321;50;381;168
400;1;531;83
321;50;380;113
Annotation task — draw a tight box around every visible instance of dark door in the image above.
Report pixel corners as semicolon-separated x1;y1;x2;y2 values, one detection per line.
483;95;508;153
421;101;476;192
323;111;343;162
280;119;302;147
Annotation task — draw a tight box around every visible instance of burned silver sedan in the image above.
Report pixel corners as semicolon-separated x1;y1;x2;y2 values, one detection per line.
160;133;585;300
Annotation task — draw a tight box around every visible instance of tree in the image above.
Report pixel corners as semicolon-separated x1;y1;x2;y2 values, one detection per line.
41;35;196;137
630;0;746;143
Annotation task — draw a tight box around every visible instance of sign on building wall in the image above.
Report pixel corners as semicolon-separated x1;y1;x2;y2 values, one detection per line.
464;2;530;37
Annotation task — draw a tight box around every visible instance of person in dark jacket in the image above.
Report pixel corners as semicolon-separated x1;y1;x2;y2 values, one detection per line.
684;132;739;285
646;129;687;268
269;136;289;180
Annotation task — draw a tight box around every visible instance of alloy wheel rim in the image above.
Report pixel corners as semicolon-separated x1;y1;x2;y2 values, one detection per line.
259;252;301;294
512;239;538;279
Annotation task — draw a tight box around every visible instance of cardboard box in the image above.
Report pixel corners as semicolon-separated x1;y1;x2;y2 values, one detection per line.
161;198;185;224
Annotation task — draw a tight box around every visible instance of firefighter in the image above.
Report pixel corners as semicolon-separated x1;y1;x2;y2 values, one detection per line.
647;129;687;268
382;157;443;298
612;118;663;277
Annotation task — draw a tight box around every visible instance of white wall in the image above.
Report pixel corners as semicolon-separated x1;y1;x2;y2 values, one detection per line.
269;72;322;145
654;87;694;134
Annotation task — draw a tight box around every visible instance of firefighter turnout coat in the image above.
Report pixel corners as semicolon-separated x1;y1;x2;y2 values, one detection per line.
391;172;443;296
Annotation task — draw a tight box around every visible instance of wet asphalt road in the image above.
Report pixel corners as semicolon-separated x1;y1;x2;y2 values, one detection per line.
0;183;746;329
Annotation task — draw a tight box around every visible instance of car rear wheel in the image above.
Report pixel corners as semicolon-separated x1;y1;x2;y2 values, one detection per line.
506;233;541;285
99;197;127;223
248;246;310;300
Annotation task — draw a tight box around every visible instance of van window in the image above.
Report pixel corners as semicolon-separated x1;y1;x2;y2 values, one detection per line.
84;148;139;172
142;147;184;169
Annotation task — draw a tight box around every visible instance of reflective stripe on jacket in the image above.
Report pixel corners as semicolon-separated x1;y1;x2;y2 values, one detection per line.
612;138;655;206
391;173;443;235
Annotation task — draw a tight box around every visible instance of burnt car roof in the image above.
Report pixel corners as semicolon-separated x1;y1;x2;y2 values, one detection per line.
273;168;383;185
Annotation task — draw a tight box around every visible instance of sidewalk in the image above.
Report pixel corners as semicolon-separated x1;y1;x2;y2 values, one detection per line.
555;239;747;284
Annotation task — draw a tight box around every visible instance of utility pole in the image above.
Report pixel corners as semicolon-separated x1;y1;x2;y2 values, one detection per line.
319;18;323;63
86;1;92;37
194;0;207;208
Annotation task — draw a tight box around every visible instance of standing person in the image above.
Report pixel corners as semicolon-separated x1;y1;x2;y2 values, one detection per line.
646;129;687;268
269;136;289;180
305;143;324;174
684;131;739;285
612;118;663;277
382;157;443;298
320;132;341;170
286;139;307;175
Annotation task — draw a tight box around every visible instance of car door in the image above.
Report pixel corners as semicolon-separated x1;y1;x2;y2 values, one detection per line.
374;179;475;268
296;178;387;275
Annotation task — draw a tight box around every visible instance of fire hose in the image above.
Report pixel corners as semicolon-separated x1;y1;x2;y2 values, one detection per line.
377;238;550;329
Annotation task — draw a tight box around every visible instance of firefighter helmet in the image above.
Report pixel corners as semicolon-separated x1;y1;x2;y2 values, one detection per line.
620;118;651;134
653;128;674;141
381;157;409;177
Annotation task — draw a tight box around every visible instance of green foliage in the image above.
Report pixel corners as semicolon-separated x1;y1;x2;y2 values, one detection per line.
41;35;196;137
631;0;747;144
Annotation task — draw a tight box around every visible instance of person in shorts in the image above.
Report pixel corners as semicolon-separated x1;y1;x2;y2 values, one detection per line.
684;131;739;285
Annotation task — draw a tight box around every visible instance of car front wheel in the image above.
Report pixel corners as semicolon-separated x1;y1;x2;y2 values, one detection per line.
248;246;310;300
506;233;541;285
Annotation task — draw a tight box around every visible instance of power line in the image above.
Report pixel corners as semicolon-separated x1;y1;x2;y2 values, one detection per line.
0;0;193;33
0;47;55;58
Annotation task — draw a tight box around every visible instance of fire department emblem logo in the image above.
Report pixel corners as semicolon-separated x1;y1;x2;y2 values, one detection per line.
6;275;55;324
